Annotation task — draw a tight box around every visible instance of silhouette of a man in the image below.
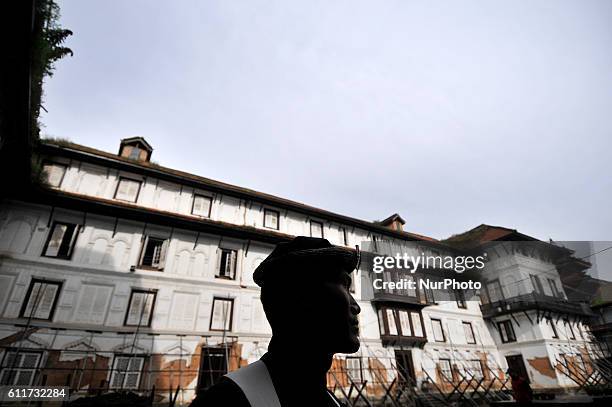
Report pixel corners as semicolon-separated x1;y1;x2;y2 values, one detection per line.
191;236;361;406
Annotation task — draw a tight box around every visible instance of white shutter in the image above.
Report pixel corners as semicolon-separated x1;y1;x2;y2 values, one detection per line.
141;293;154;325
211;300;223;329
22;283;41;318
74;285;96;322
126;293;144;325
28;283;58;320
399;310;412;336
169;293;197;330
116;180;129;200
91;286;112;323
116;179;140;201
124;357;144;389
192;196;211;216
432;320;444;341
139;236;149;265
75;285;111;324
157;240;168;269
411;312;423;336
227;250;236;278
45;225;67;257
464;323;476;343
128;181;140;201
211;299;232;330
111;357;129;387
386;309;398;335
193;196;203;214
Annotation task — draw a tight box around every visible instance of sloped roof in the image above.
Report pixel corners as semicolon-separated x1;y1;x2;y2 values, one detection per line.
442;224;538;249
40;139;438;243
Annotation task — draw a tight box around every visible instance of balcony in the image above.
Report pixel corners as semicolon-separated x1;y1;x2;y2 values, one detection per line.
370;273;436;308
480;292;594;319
380;334;427;348
372;291;433;308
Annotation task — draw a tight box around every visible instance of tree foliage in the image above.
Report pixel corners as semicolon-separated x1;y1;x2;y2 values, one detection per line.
31;0;73;139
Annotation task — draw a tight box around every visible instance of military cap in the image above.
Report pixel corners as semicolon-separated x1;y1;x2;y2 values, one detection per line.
253;236;358;287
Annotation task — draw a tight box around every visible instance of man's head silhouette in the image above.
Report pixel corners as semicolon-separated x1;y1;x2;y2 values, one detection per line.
254;236;361;354
193;236;362;406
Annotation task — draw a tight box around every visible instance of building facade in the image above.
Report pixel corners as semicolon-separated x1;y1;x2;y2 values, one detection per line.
0;138;600;404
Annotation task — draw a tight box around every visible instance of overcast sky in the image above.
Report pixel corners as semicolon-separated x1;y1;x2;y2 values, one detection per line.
45;0;612;242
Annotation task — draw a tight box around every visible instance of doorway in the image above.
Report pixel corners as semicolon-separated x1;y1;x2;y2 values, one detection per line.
505;354;529;382
395;350;416;383
197;347;228;391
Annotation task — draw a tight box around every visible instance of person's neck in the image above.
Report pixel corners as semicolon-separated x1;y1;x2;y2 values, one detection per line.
265;336;333;388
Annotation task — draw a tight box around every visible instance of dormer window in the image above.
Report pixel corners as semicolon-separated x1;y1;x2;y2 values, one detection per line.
118;137;153;162
128;146;141;160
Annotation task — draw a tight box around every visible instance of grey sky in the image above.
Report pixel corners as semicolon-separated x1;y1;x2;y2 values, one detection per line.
45;0;612;242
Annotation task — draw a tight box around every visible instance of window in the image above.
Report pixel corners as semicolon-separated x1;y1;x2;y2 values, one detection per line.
398;310;412;336
463;322;476;344
466;360;484;379
217;248;237;279
42;222;78;259
124;290;156;327
456;290;467;309
530;275;544;295
424;284;436;304
20;279;62;320
310;220;324;238
498;320;516;343
411;312;424;337
346;357;363;383
192;194;212;217
114;177;142;202
386;309;398;335
128;146;141;160
42;162;67;187
210;298;233;331
139;236;168;270
0;351;42;385
378;308;425;338
340;227;348;246
486;280;504;303
438;359;452;382
431;318;445;342
263;209;279;230
109;355;145;389
548;278;562;298
198;347;228;390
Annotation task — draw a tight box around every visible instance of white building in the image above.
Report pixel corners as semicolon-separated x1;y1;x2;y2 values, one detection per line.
0;137;597;404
